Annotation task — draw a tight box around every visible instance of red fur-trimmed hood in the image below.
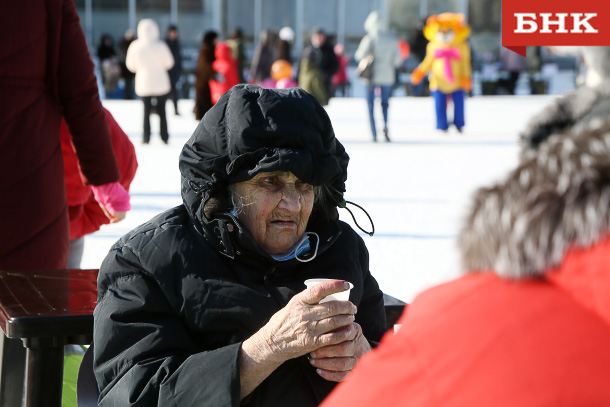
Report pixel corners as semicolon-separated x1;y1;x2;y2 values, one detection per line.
459;119;610;278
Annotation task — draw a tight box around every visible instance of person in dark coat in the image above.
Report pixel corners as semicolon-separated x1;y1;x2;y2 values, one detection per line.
165;24;183;115
276;26;295;63
298;27;339;106
97;33;120;94
118;29;137;99
407;19;429;96
194;30;218;120
97;33;117;60
0;0;120;270
0;2;120;404
94;85;386;407
97;33;117;62
249;29;277;85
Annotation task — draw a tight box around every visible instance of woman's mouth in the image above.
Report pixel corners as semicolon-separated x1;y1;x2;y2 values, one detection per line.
270;220;297;228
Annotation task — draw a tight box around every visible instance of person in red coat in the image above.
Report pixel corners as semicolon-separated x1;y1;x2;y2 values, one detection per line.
210;42;240;104
331;43;349;97
61;108;138;268
0;1;120;404
322;94;610;406
0;0;120;271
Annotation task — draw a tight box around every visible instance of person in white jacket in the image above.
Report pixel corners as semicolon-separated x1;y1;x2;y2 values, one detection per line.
127;19;174;144
355;11;403;142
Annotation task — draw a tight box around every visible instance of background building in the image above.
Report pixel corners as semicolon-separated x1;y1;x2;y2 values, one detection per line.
76;0;578;97
75;0;497;60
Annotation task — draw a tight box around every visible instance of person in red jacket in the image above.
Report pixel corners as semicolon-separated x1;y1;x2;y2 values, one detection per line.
322;88;610;406
331;43;349;97
210;41;240;104
61;108;138;268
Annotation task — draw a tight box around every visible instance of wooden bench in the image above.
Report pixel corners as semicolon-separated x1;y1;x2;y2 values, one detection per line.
383;293;407;331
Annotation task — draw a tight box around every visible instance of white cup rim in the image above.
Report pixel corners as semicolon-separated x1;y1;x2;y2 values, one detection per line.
304;278;354;290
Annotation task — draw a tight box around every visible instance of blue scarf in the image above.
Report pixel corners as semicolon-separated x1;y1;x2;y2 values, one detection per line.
271;234;310;261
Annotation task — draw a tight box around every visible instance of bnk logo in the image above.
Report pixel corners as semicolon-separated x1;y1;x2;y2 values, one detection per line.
514;13;598;34
502;0;608;56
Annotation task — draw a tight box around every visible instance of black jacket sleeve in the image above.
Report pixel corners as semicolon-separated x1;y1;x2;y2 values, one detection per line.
94;242;242;407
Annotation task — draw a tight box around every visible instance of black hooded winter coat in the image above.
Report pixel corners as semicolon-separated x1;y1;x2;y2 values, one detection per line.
93;85;386;407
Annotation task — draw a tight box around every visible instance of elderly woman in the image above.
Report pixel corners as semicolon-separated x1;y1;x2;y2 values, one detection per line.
93;85;386;406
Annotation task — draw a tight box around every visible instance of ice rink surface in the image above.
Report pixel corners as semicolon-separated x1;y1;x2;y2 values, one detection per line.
88;94;557;303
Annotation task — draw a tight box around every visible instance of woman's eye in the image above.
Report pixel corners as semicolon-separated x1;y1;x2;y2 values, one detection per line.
263;176;277;184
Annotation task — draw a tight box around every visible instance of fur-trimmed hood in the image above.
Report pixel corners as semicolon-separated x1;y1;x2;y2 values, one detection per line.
519;82;610;157
459;119;610;278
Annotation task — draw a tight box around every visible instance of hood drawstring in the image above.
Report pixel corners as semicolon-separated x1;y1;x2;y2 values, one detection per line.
269;232;320;263
339;200;375;236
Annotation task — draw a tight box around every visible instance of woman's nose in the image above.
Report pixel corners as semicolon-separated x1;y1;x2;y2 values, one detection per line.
279;186;301;212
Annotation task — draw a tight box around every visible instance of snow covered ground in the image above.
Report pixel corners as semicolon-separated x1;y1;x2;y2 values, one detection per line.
88;94;557;303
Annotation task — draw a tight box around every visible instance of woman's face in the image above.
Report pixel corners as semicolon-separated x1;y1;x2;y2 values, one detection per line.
232;172;314;254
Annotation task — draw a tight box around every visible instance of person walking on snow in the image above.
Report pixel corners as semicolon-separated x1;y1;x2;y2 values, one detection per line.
355;11;403;142
126;19;174;144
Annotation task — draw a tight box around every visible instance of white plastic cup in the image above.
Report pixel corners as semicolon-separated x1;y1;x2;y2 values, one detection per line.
304;278;353;303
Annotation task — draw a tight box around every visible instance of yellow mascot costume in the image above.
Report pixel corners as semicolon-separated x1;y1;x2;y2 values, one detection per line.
411;13;471;132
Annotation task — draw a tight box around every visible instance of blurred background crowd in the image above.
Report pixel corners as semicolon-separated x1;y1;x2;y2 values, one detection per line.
79;0;584;106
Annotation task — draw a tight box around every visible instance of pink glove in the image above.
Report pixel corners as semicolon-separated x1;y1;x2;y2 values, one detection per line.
91;182;131;215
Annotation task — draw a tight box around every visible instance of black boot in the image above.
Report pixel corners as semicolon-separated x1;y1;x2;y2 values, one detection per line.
383;128;390;142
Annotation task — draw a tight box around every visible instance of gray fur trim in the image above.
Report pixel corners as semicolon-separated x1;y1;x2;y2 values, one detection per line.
519;82;610;158
460;120;610;278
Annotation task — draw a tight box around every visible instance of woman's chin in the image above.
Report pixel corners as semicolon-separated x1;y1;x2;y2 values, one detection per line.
263;235;300;255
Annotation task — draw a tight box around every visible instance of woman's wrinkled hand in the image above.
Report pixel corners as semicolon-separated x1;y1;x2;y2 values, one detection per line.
239;280;370;397
256;280;358;364
308;322;372;382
